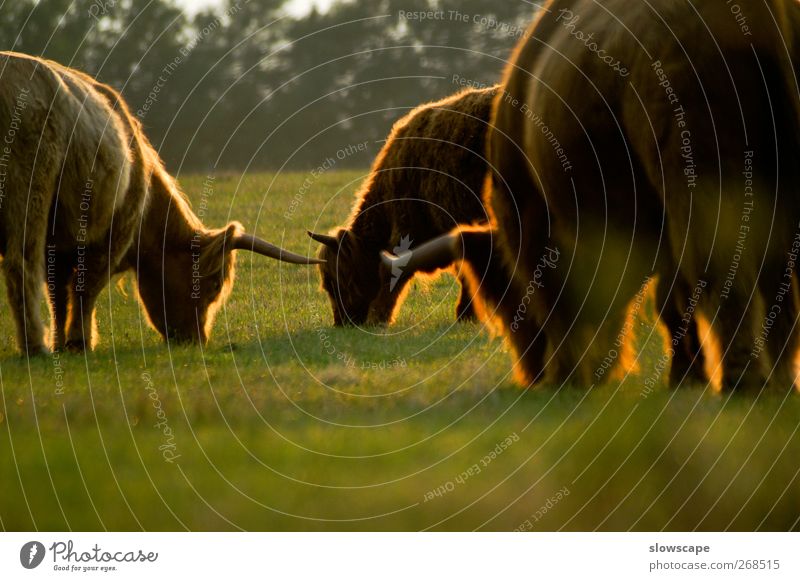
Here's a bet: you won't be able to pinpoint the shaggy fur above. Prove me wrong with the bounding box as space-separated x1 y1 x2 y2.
460 0 800 390
314 85 497 326
0 52 244 352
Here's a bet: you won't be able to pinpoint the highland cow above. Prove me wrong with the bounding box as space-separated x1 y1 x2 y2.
308 85 497 326
384 0 800 391
0 52 320 354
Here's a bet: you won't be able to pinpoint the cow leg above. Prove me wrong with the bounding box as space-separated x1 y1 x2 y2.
655 276 706 386
459 228 548 385
62 160 145 351
4 234 49 356
65 248 110 351
368 274 413 326
713 293 769 392
756 263 799 390
46 251 74 351
455 272 477 322
546 307 631 388
500 276 549 387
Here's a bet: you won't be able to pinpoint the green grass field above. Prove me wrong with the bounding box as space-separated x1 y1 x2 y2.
1 170 799 531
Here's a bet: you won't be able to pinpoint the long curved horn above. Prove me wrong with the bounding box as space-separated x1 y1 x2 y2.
380 232 461 274
232 233 324 264
307 230 339 248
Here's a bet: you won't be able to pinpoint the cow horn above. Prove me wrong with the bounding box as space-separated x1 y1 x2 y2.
380 232 461 273
307 230 339 248
232 233 324 264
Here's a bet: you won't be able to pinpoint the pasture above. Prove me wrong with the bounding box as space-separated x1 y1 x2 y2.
1 170 798 531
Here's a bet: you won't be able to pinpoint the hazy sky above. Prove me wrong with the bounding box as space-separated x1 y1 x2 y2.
174 0 334 16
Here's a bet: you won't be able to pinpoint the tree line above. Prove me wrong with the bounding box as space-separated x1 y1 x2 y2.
0 0 537 172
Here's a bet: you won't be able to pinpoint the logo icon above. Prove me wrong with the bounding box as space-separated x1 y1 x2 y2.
20 541 45 569
389 235 413 291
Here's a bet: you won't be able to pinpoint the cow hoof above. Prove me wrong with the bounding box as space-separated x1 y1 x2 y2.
22 345 49 358
65 339 87 353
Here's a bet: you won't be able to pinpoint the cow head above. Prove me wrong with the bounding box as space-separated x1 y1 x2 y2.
307 229 395 326
137 221 322 344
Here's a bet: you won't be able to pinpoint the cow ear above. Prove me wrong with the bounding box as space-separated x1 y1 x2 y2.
199 222 242 275
307 230 340 248
222 222 245 250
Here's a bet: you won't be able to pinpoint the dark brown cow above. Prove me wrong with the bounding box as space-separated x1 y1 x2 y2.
0 52 320 354
309 85 497 326
385 0 800 391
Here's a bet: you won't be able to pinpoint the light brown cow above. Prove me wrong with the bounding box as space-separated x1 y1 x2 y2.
0 52 320 354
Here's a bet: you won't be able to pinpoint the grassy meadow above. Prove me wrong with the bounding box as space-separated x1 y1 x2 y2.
1 170 799 531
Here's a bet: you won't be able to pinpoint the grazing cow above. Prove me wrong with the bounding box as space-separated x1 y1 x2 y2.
309 85 497 326
384 0 800 391
0 52 320 354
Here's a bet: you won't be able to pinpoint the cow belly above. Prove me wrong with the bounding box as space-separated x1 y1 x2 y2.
50 105 132 250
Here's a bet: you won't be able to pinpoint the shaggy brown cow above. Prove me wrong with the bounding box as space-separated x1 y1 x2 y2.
308 85 497 326
0 52 320 354
385 0 800 391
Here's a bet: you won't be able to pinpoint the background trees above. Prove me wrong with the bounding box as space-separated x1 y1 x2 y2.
0 0 535 171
